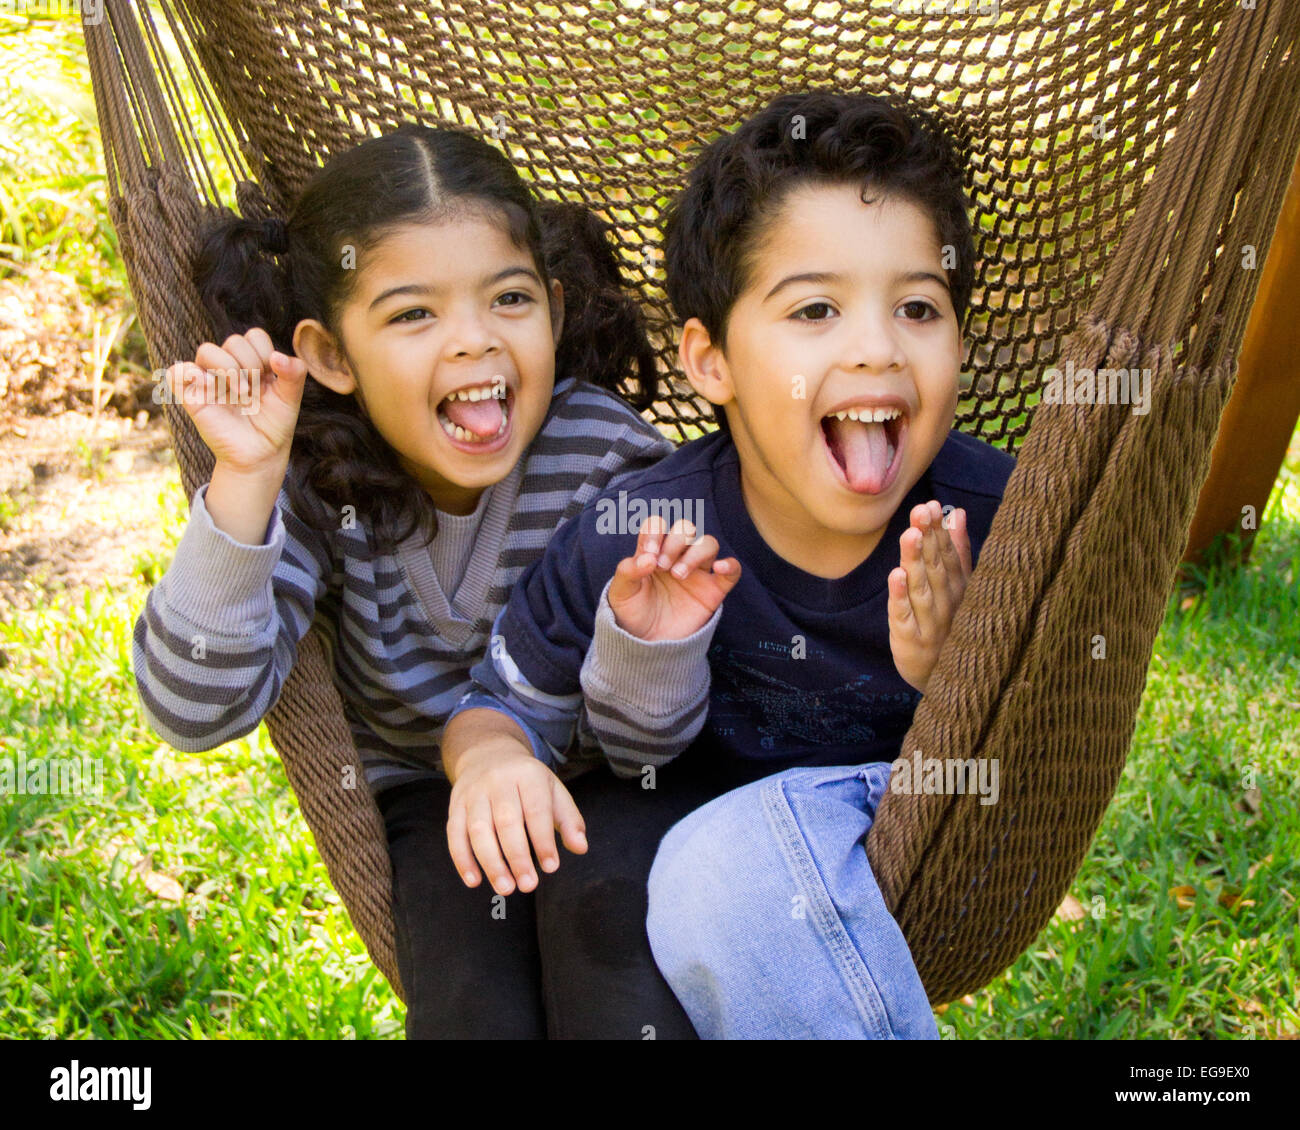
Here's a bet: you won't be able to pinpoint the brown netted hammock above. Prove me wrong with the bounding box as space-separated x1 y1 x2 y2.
85 0 1300 1008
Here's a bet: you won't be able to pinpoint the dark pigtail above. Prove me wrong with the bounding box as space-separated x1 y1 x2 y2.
193 215 295 352
537 201 659 411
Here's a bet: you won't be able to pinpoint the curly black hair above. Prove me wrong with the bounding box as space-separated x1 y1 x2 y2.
661 89 975 433
194 122 658 552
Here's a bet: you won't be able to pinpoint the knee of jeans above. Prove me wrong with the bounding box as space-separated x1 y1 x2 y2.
646 784 766 946
544 869 651 972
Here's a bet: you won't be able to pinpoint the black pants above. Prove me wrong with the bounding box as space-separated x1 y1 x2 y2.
378 756 730 1039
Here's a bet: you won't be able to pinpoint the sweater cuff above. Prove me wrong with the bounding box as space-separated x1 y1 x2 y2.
449 691 556 767
158 482 285 635
581 577 719 720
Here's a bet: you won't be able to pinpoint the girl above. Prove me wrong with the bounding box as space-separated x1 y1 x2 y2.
132 122 676 1038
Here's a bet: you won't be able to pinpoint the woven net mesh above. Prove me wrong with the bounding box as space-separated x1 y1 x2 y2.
85 0 1300 1005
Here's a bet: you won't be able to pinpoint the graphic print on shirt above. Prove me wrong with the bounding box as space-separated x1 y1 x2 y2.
704 642 917 753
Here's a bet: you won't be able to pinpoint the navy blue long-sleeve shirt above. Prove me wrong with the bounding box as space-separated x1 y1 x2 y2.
450 426 1015 784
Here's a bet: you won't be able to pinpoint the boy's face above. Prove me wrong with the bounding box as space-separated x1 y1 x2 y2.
682 181 961 567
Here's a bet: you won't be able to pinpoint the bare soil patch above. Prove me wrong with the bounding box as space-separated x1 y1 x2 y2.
0 266 176 613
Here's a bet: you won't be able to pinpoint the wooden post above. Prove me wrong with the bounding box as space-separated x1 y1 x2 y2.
1182 144 1300 568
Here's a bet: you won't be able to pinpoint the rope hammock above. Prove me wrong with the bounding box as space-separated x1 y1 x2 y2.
84 0 1300 1007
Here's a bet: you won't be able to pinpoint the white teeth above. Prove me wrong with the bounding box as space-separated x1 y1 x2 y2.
446 383 508 403
826 406 902 423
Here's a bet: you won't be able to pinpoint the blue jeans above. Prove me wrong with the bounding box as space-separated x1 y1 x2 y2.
646 761 939 1039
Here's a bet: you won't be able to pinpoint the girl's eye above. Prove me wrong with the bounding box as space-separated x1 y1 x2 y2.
495 290 534 308
900 300 939 321
392 308 430 323
792 301 835 322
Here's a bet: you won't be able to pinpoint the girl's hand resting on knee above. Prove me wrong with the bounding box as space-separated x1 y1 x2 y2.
446 735 588 896
607 515 742 640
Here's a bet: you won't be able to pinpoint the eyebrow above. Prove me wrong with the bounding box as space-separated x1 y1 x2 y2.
763 269 951 303
368 266 543 312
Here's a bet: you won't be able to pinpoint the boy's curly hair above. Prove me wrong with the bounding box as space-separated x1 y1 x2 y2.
662 89 975 432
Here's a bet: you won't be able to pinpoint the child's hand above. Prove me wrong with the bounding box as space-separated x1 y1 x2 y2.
607 515 742 641
167 328 309 476
446 736 588 896
888 501 972 695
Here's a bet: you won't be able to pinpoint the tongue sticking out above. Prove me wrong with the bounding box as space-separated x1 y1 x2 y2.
441 394 504 438
825 417 893 494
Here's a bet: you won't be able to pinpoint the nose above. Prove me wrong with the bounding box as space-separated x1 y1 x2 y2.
843 305 906 373
442 305 500 360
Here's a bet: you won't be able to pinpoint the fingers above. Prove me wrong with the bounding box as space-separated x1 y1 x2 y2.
668 532 721 579
465 793 516 896
193 340 240 378
215 335 263 385
517 778 558 883
609 540 657 608
189 336 262 414
492 786 539 894
921 505 954 622
445 796 481 888
267 349 310 409
947 506 973 575
899 522 934 631
635 514 668 566
168 361 206 410
243 327 276 368
611 517 741 612
549 779 588 857
450 773 587 897
656 522 739 585
912 502 977 625
936 506 964 579
656 519 699 569
887 565 918 641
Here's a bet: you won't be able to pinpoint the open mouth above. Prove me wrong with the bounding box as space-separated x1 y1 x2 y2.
820 404 906 495
436 381 513 453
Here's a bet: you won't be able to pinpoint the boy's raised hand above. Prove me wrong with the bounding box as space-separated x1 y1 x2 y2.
167 327 309 475
888 501 973 695
607 515 742 641
446 736 588 896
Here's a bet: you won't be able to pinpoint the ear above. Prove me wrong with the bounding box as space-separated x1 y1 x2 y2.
293 319 357 396
679 317 734 411
548 277 565 345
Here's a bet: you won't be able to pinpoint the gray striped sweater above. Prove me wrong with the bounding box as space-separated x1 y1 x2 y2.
131 376 675 793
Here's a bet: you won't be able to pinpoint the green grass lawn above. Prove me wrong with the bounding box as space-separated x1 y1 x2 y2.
1 431 1296 1040
0 6 1294 1043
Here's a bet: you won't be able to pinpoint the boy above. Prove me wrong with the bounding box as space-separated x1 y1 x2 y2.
441 89 1014 1038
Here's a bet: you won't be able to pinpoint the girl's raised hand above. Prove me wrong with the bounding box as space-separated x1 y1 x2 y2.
607 516 742 641
166 327 309 476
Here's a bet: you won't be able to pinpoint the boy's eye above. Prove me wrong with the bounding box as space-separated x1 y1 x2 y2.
900 300 939 321
792 301 836 322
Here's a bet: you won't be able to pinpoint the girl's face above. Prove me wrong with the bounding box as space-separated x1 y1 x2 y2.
297 210 562 514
